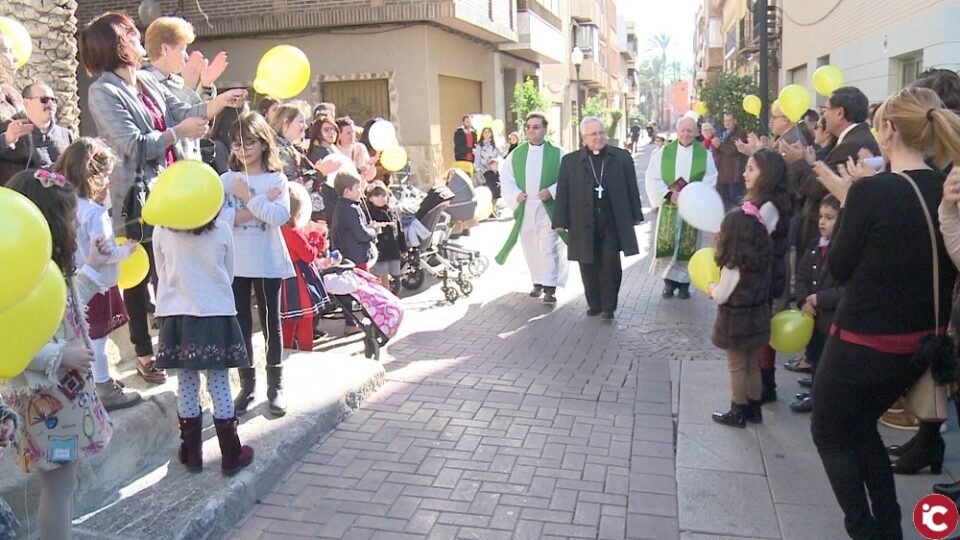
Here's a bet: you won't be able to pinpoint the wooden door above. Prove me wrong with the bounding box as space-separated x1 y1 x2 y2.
321 79 390 128
438 75 482 166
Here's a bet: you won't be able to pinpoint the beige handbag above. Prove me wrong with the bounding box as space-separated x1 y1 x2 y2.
899 171 950 420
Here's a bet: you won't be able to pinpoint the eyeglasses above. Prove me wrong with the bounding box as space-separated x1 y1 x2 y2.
26 96 57 105
230 139 260 150
321 127 338 134
584 131 605 138
525 124 544 130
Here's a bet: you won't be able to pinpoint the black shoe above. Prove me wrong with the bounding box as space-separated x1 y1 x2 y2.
712 403 747 428
661 283 675 299
542 293 557 304
601 312 615 320
586 308 602 316
744 400 763 423
789 396 813 413
676 286 690 300
887 433 920 457
798 377 813 389
795 391 810 400
529 285 543 297
934 479 960 501
891 437 944 475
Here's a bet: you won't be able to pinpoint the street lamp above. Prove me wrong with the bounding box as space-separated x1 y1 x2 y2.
571 46 584 147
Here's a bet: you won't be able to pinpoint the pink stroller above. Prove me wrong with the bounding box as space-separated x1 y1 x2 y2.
322 263 404 360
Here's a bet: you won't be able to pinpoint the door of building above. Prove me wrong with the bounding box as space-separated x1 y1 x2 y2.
438 75 482 167
321 79 390 129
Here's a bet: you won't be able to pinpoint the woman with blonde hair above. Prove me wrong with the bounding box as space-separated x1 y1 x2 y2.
810 86 960 538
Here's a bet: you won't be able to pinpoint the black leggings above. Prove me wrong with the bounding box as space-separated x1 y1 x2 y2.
122 240 157 357
232 277 283 367
811 336 920 540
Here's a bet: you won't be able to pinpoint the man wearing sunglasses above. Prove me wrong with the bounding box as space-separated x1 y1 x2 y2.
0 83 74 185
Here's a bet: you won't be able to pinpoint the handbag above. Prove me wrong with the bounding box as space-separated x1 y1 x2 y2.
898 171 956 420
121 138 154 241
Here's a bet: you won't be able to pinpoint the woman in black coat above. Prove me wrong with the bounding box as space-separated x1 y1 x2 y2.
810 87 960 539
553 118 643 318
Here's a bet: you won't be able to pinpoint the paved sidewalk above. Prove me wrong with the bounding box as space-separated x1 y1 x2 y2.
233 145 960 540
233 146 701 539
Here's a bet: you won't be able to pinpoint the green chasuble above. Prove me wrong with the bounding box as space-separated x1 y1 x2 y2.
655 140 708 262
495 141 566 265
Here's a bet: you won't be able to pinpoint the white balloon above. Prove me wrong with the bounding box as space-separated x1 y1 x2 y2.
677 182 725 233
322 152 359 187
474 186 493 205
368 121 398 151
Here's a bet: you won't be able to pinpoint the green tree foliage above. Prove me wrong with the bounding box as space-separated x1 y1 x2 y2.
699 71 759 132
510 78 548 130
607 110 623 138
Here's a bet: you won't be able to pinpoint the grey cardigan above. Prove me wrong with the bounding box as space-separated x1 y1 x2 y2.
86 70 208 232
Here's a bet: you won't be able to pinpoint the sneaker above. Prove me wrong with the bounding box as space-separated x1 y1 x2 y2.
601 312 615 321
784 356 812 373
880 409 921 431
676 286 691 300
542 293 557 304
95 380 143 412
529 285 543 297
797 377 813 388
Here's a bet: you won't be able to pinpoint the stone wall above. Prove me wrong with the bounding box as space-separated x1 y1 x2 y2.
0 0 81 132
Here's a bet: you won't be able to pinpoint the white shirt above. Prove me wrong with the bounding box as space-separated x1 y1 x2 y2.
500 142 562 220
74 197 135 288
836 122 859 146
153 221 237 316
218 171 296 279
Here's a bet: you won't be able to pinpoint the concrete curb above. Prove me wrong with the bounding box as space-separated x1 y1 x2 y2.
70 351 385 539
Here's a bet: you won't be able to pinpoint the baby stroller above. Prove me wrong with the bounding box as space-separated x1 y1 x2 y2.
321 262 404 361
398 200 474 303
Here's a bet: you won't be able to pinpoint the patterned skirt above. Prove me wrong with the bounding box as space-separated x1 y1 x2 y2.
281 260 330 320
155 315 249 370
86 285 129 339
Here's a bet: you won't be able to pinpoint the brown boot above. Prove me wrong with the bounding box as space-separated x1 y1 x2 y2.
178 416 203 472
214 417 254 475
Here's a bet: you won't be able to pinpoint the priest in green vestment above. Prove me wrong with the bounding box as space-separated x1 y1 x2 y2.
496 113 567 303
645 116 718 299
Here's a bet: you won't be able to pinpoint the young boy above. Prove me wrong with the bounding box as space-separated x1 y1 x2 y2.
330 171 380 271
790 194 843 413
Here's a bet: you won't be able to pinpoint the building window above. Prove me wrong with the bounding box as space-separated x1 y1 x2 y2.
725 25 736 58
900 53 923 88
573 23 600 57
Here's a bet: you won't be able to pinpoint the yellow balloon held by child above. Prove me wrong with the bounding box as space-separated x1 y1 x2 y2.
0 187 53 312
253 45 310 99
142 160 225 230
769 309 815 353
0 260 67 379
689 247 721 294
116 237 150 290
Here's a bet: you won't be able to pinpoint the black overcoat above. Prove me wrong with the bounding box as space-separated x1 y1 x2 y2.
553 146 643 264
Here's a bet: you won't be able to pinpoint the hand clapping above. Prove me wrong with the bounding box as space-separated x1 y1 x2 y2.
943 166 960 204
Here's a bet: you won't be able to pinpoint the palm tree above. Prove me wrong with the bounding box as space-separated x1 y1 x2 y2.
648 33 671 127
636 56 662 123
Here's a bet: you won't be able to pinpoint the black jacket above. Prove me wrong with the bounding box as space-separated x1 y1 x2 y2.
788 122 880 253
553 146 643 263
453 126 477 162
830 169 956 335
368 205 405 262
795 240 843 335
0 122 74 185
330 198 376 265
712 266 772 350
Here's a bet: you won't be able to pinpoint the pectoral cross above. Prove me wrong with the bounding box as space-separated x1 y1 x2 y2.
595 184 604 199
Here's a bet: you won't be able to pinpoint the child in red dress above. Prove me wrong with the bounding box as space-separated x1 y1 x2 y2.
280 182 330 350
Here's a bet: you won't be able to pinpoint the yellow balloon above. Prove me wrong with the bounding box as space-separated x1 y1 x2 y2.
689 247 721 294
491 119 505 135
116 237 150 290
742 95 762 117
142 160 224 230
778 84 811 123
451 160 475 176
0 17 32 68
254 45 310 99
812 65 844 97
771 99 780 114
474 199 494 221
694 101 708 117
0 260 66 379
0 187 53 312
769 309 815 353
380 146 408 172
